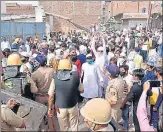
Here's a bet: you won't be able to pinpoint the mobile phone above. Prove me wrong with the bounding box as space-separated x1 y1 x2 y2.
149 81 161 87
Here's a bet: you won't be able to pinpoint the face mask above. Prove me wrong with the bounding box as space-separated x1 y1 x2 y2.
120 71 126 77
70 54 77 62
21 57 27 63
87 59 94 65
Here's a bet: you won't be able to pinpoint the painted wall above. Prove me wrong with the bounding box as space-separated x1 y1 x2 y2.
1 22 45 43
1 1 6 14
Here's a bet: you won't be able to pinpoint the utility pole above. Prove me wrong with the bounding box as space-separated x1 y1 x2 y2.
138 1 139 13
147 1 152 31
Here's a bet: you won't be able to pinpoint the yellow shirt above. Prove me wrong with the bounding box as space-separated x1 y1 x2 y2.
134 54 143 69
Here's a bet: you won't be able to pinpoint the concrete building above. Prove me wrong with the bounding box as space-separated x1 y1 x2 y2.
5 1 162 31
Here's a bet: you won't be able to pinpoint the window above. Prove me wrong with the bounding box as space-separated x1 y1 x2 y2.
142 8 146 13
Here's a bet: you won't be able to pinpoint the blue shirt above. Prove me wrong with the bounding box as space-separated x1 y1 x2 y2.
143 70 157 82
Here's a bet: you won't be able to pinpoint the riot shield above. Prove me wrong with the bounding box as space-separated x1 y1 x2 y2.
0 89 47 131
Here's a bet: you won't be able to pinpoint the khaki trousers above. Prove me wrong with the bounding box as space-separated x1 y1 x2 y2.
111 103 122 122
57 105 79 131
35 94 49 131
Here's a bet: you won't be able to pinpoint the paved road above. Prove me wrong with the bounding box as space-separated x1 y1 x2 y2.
53 102 135 131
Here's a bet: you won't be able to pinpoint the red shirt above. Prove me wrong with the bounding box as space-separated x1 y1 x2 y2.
75 59 81 77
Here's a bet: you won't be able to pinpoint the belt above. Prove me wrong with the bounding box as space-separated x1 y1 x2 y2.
36 94 48 96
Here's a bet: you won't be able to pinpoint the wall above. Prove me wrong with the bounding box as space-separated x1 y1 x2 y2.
1 1 6 14
128 18 147 27
1 22 45 43
111 1 162 16
6 3 35 15
40 1 102 28
122 20 129 29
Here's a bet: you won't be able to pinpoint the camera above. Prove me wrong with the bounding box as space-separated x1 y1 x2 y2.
149 81 161 87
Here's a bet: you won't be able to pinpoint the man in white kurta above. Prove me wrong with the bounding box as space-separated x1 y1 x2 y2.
81 54 103 99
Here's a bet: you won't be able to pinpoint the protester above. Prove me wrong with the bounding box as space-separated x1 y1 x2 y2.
2 48 11 69
1 37 11 51
134 47 143 69
81 54 103 101
137 81 163 131
20 52 32 74
1 23 162 131
119 65 133 130
121 69 145 131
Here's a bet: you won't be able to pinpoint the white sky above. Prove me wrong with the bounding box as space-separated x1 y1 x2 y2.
5 1 38 6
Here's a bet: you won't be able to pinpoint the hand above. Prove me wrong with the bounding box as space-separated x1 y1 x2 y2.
153 107 157 111
120 104 124 110
7 99 18 109
48 109 54 117
54 106 60 114
143 81 150 92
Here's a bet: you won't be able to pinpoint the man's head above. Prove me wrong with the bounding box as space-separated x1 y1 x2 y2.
26 37 30 42
119 65 129 77
20 52 30 63
146 60 155 71
57 59 72 71
7 53 22 66
49 45 55 53
110 57 117 65
69 46 77 56
132 69 145 81
135 47 140 53
3 37 6 42
41 48 48 56
2 48 11 57
106 64 120 79
154 67 163 78
80 98 111 131
35 54 47 67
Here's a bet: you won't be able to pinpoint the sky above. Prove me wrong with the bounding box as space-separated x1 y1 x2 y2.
5 1 38 6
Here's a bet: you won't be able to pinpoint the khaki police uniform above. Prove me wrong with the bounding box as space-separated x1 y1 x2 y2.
26 74 38 93
1 105 23 131
105 77 125 122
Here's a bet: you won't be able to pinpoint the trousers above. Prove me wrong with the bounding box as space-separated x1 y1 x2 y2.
140 50 147 62
150 105 159 129
57 105 79 131
133 106 140 132
122 104 130 130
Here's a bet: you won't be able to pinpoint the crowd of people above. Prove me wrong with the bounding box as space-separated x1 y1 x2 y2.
1 27 163 131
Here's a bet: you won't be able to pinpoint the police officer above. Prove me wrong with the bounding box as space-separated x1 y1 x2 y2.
1 99 26 131
80 98 115 131
4 53 38 99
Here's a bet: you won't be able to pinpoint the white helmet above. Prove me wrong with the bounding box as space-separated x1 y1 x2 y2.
20 52 30 58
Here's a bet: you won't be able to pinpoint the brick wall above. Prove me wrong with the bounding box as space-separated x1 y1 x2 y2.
6 1 162 29
40 1 162 28
6 4 35 15
111 1 162 16
40 1 101 28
